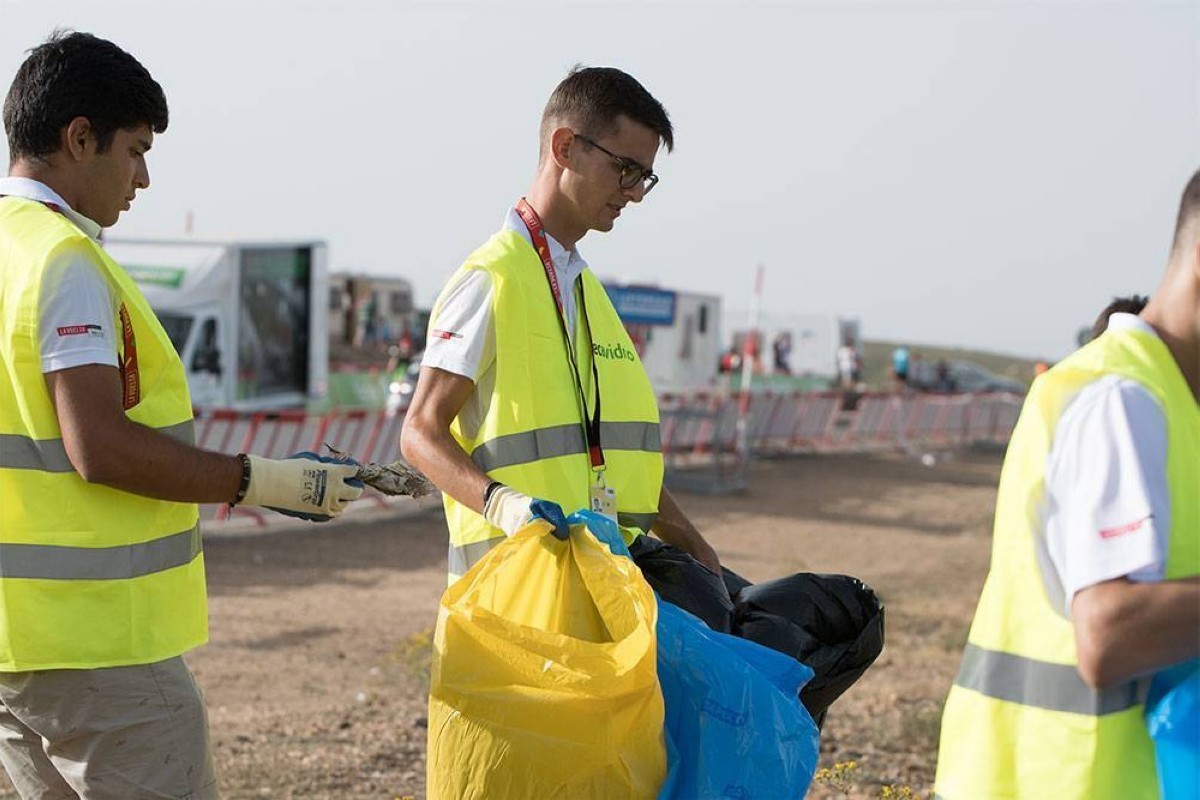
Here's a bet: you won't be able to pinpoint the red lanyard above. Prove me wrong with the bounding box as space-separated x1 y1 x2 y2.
35 199 141 409
515 198 605 470
515 199 566 316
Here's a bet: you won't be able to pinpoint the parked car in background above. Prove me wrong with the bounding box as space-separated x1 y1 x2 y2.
909 360 1025 394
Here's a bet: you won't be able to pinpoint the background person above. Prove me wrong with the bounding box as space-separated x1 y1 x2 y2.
772 330 793 375
1090 293 1150 341
836 341 857 389
935 171 1200 800
0 31 363 798
401 66 720 585
891 344 910 389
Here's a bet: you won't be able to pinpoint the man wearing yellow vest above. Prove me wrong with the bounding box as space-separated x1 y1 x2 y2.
935 171 1200 799
401 66 719 585
0 32 363 798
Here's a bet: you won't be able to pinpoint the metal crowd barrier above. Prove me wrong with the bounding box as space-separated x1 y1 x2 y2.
658 390 1023 493
195 390 1024 517
657 393 748 495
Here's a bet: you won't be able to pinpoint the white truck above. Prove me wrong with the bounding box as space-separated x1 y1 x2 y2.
604 283 723 393
103 238 329 410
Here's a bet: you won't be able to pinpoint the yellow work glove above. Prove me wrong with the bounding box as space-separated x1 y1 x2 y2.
242 452 364 521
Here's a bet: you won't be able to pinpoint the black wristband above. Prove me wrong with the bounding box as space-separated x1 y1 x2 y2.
231 453 252 507
482 480 503 510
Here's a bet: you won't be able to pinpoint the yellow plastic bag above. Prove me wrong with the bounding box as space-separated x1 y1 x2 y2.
427 517 666 800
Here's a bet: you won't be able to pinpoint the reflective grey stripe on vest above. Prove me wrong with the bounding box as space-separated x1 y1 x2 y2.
0 420 195 472
600 421 661 453
954 642 1149 716
470 421 660 473
447 536 504 577
618 511 657 532
0 524 201 581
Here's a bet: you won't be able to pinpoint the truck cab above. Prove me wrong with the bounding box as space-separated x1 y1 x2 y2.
105 239 329 411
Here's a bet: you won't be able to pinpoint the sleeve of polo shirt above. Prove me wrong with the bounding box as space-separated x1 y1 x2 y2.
1044 377 1170 613
421 268 495 382
38 249 120 373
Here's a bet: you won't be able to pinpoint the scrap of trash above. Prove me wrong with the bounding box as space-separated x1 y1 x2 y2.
324 443 436 498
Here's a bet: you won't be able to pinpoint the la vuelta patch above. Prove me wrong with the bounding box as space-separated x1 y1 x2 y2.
118 303 140 409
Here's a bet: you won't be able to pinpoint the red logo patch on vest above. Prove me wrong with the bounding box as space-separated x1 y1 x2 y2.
1099 514 1151 540
118 303 140 409
56 324 104 337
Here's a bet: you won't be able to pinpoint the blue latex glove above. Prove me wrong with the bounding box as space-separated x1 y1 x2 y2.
529 499 570 540
262 451 365 522
568 510 629 556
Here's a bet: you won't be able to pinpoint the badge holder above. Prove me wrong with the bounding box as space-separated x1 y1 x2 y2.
589 470 617 523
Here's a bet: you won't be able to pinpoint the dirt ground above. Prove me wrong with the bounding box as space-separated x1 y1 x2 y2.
0 446 1003 799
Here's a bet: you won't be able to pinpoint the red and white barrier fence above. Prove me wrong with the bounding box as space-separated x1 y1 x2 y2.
658 390 1023 458
197 390 1023 520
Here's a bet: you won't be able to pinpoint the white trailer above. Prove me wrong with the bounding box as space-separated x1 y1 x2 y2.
604 284 722 393
785 314 860 379
104 238 329 410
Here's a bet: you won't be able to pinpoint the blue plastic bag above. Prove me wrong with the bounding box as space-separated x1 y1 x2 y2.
1145 659 1200 799
655 599 820 799
577 511 820 799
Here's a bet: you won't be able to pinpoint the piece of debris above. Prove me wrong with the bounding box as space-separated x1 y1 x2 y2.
324 443 436 498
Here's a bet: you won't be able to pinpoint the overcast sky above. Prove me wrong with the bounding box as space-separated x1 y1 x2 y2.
3 0 1197 359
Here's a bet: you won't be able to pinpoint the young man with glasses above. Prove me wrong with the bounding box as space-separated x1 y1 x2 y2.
402 66 720 584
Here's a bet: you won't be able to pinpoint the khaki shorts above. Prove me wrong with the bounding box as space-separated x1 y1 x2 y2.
0 656 217 799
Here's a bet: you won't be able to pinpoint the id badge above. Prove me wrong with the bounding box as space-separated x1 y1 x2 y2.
590 481 617 523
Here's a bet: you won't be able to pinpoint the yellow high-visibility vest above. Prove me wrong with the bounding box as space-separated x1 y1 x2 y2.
433 228 663 583
0 197 207 671
935 325 1199 800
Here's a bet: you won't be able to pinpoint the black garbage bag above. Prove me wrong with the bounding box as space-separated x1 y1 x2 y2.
628 535 734 633
733 573 885 723
722 567 753 597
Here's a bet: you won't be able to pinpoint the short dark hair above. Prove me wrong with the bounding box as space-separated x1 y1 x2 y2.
4 30 168 162
1170 168 1200 255
1090 294 1149 341
540 66 673 159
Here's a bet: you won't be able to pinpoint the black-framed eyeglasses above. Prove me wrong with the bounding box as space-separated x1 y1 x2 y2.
574 133 659 194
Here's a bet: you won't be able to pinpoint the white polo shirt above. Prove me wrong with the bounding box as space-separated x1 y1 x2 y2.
422 207 589 438
1043 313 1171 614
0 177 118 374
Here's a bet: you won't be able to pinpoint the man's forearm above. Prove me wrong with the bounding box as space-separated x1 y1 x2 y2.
1073 577 1200 688
652 485 720 572
48 364 241 503
72 416 242 503
400 417 490 514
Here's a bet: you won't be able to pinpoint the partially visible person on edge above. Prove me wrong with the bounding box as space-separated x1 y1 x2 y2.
1091 293 1151 341
935 171 1200 799
401 66 721 586
0 31 364 798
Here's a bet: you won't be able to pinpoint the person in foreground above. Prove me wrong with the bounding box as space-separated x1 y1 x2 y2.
0 31 362 798
401 66 719 584
935 170 1200 799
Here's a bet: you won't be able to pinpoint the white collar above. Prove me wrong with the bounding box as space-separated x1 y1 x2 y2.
1106 312 1158 339
0 176 103 241
503 207 589 281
